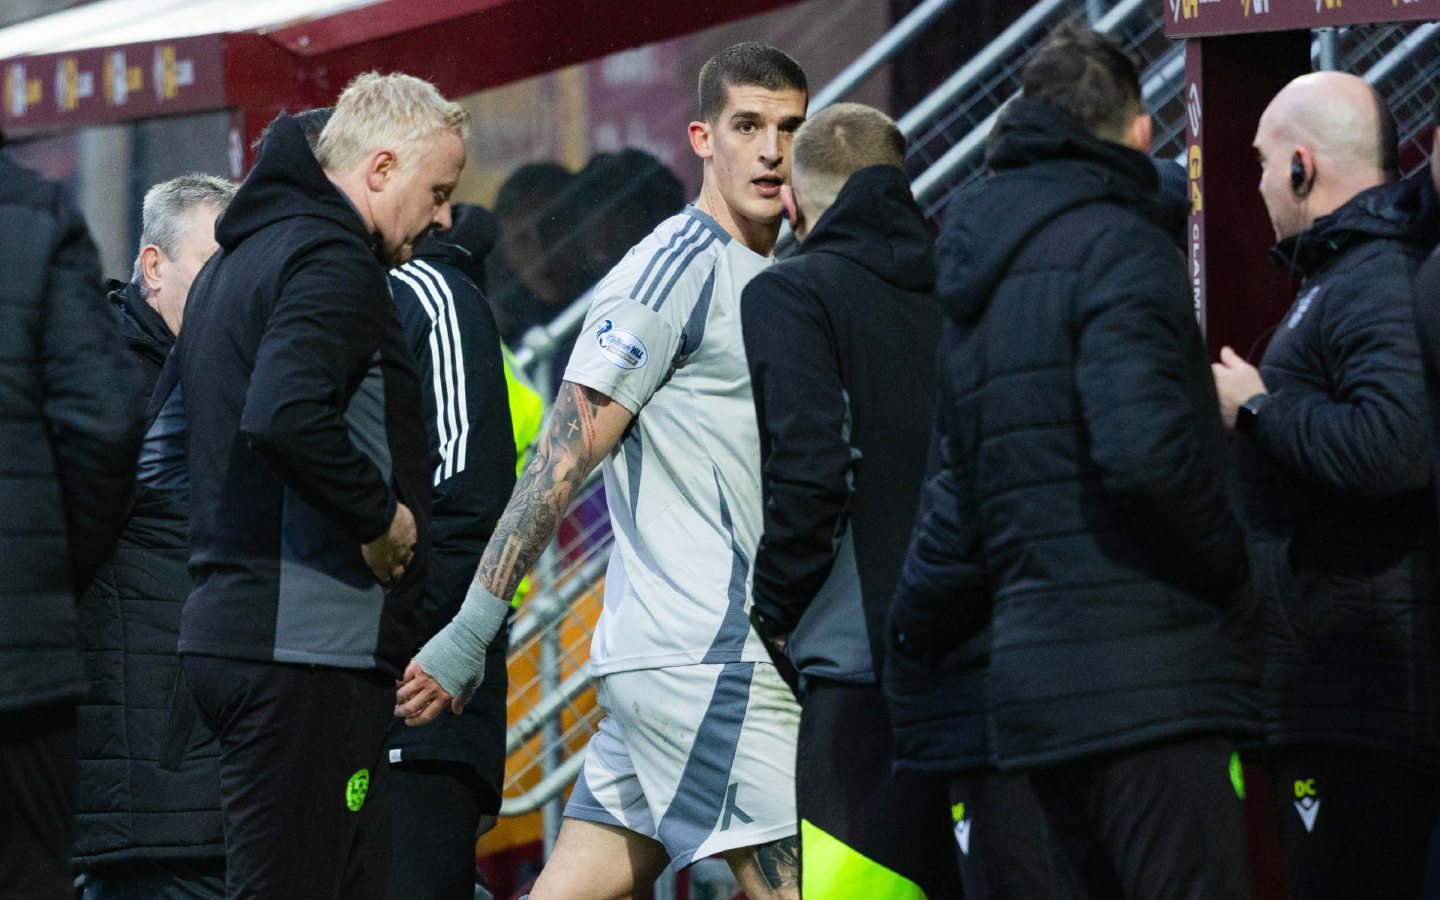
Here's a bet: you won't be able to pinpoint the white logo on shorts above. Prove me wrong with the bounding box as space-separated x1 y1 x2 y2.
1294 796 1320 833
954 818 972 856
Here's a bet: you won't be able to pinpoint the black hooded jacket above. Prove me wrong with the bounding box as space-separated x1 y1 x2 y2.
742 166 941 686
886 99 1259 773
75 282 222 865
384 208 516 784
1247 171 1440 764
0 156 142 713
174 114 431 674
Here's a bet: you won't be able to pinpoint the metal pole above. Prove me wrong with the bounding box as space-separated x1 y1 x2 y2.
911 0 1151 204
1360 22 1438 85
896 0 1070 137
808 0 960 113
1315 27 1338 71
525 357 564 858
538 578 563 857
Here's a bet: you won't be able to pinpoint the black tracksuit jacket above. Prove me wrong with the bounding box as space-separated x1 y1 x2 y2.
385 220 516 778
1251 171 1440 765
174 114 431 675
742 166 940 686
886 99 1259 773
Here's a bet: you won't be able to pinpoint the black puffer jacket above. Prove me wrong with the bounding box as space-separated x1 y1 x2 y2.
74 282 223 867
1248 171 1440 764
0 155 142 713
887 99 1259 772
1418 238 1440 512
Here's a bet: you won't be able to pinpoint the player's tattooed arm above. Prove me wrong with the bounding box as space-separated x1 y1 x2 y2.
477 380 632 601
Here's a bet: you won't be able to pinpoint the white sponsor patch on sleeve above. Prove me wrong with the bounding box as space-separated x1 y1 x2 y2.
596 319 648 370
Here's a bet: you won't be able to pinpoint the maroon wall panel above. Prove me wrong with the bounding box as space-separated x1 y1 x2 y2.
1186 32 1310 361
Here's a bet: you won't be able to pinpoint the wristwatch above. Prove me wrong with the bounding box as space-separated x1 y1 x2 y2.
1235 393 1271 438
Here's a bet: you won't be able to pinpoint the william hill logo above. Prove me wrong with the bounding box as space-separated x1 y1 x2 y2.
596 319 647 370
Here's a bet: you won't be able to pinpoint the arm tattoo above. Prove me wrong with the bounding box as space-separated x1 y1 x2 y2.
754 836 800 891
477 382 612 600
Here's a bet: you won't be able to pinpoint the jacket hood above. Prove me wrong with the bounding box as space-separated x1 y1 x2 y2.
1270 167 1440 276
798 165 935 293
412 202 498 286
216 113 376 254
106 278 173 364
937 98 1168 323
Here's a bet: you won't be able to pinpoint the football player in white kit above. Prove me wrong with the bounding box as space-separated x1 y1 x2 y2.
396 42 809 900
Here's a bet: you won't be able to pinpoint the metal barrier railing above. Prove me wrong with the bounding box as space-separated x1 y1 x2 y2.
912 0 1169 214
1356 22 1440 175
495 6 1440 838
808 0 961 113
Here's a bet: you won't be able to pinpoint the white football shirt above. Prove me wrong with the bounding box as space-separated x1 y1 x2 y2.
563 206 774 676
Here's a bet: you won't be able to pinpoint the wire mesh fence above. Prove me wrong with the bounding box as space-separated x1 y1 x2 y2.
500 474 609 811
916 17 1438 223
1344 21 1440 175
913 0 1175 220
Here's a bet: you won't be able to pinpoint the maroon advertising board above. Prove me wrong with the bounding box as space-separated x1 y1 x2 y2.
1165 0 1437 38
2 34 227 135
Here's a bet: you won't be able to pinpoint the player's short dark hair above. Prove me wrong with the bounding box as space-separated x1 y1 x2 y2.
697 42 807 123
1021 22 1142 142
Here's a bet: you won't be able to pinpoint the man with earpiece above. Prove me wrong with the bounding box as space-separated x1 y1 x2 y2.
1213 71 1440 900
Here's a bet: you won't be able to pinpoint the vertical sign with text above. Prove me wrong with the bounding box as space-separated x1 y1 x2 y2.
1185 40 1207 332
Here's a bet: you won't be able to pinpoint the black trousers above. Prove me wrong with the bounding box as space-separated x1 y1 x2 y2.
82 860 226 900
0 701 77 900
183 655 395 900
1027 735 1251 900
796 680 963 900
390 760 496 900
1268 744 1440 900
948 770 1081 900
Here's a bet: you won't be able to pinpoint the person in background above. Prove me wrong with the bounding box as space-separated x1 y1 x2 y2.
741 102 962 900
488 161 579 347
75 174 236 900
387 202 518 900
1214 72 1440 900
0 139 144 900
565 149 688 288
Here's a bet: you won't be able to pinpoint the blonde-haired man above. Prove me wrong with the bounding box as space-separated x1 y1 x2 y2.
173 71 464 898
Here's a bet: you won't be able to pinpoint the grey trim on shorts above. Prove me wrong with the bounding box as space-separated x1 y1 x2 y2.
656 661 755 866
